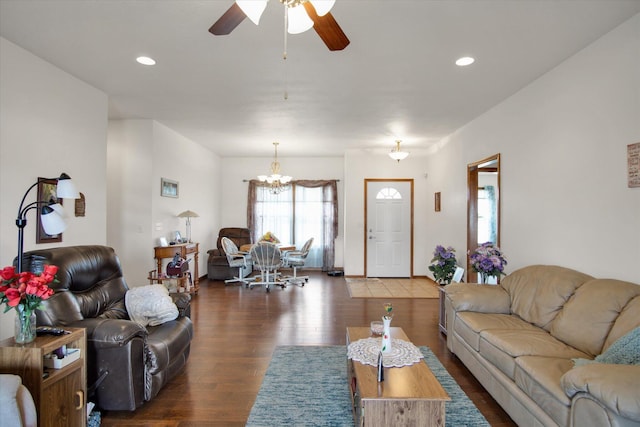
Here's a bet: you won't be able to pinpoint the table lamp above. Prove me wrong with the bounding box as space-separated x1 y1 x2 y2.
177 210 199 243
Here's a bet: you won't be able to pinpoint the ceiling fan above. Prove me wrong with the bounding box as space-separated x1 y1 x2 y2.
209 0 350 51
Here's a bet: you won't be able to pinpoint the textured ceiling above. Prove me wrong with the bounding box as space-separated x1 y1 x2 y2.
1 1 639 157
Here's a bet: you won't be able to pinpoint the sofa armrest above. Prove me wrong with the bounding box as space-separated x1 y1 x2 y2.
561 364 640 421
207 248 222 256
445 283 511 314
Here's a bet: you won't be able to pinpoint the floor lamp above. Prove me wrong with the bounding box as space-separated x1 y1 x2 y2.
15 173 80 273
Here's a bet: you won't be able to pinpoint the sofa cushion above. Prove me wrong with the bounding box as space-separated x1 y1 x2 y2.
603 295 640 352
479 329 589 379
501 265 593 331
455 312 539 351
550 279 640 357
515 356 573 426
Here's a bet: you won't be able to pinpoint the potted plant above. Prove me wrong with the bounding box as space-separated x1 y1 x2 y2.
428 245 458 285
469 242 507 284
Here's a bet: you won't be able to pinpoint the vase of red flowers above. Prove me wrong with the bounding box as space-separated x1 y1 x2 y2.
14 309 36 344
1 265 57 344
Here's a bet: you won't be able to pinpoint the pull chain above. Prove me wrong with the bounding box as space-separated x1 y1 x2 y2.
283 3 289 100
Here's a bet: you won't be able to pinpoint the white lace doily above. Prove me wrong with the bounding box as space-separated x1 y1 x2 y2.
347 337 424 367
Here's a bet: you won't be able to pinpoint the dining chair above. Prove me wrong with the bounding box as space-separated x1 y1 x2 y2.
249 241 286 292
221 237 254 286
282 237 314 286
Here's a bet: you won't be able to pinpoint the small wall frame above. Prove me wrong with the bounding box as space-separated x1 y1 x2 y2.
161 178 179 198
434 192 441 212
628 142 640 188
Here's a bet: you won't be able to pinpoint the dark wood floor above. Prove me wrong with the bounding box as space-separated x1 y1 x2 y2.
101 272 516 426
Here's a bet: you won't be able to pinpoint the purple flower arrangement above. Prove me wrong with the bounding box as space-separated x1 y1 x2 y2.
428 245 458 285
469 242 507 283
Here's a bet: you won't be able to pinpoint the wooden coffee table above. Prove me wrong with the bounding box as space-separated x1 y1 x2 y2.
346 326 450 426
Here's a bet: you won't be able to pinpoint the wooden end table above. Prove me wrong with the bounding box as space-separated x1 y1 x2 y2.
346 326 450 427
153 242 199 294
1 327 87 427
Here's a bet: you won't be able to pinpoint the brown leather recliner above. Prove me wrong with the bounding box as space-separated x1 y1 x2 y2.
20 245 193 411
207 227 253 280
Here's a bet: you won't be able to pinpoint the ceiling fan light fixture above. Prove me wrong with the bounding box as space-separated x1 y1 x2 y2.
308 0 335 16
389 140 409 162
287 3 314 34
236 0 268 25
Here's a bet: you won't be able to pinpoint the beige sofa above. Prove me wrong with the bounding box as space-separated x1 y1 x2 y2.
444 265 640 427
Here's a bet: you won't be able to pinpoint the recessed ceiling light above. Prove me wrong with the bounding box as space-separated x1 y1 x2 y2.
456 56 475 66
136 56 156 66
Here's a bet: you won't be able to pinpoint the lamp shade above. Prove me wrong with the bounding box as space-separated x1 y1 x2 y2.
40 205 67 235
287 4 314 34
177 210 199 218
56 173 80 199
309 0 335 16
48 202 68 218
236 0 268 25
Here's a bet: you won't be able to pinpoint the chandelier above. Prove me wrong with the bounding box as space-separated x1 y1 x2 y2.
389 140 409 162
258 142 292 194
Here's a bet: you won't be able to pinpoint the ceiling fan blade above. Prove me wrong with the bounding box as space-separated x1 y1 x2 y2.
303 2 350 51
209 3 246 36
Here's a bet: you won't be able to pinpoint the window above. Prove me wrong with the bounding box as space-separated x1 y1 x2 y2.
376 187 402 199
477 185 497 244
248 180 338 271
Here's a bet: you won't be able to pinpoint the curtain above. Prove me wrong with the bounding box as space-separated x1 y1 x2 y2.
247 179 338 271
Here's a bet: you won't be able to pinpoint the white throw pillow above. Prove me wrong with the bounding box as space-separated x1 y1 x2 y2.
125 285 179 327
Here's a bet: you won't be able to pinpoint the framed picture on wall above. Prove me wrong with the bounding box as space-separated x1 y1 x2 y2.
434 192 441 212
161 178 179 198
36 177 63 244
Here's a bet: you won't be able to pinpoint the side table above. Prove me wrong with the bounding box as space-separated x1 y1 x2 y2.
0 327 87 427
153 242 199 294
438 285 447 335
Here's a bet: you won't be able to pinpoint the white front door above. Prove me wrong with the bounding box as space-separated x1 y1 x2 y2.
365 180 412 277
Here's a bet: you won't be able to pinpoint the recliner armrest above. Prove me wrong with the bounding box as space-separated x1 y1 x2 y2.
73 318 148 349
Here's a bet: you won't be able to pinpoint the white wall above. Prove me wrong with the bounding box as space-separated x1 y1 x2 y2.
423 14 640 283
0 37 109 339
107 119 220 285
220 156 345 266
342 150 433 276
107 120 154 283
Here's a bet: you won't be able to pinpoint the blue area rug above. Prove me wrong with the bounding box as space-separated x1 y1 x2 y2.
247 345 489 427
